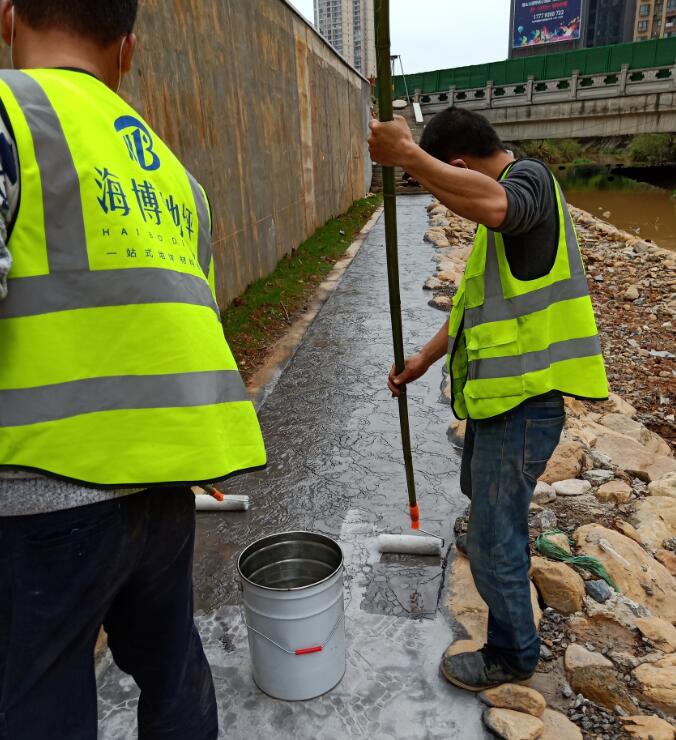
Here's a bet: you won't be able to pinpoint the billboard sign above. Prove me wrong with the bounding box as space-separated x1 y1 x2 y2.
512 0 583 49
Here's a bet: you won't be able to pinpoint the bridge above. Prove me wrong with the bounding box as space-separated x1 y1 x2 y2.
392 38 676 141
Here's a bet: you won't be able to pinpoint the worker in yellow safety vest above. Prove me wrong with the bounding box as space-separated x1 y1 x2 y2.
369 107 607 692
0 2 265 737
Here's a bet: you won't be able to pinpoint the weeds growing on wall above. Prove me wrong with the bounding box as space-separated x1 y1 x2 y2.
221 194 383 380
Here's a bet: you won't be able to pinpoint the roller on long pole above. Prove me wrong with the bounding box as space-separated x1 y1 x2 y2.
374 0 419 531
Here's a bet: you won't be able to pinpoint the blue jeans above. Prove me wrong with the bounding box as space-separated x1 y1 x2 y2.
0 488 217 740
460 396 565 675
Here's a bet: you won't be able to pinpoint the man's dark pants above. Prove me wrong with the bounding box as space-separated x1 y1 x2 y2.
460 396 565 675
0 488 218 740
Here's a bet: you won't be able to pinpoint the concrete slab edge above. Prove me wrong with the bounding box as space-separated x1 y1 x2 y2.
247 205 384 409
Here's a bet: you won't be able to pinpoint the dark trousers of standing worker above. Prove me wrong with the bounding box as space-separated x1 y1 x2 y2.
460 395 565 676
0 488 218 740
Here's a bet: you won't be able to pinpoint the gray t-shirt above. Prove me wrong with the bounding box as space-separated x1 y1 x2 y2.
498 158 559 281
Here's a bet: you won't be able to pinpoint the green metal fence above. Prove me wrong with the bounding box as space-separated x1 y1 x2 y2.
392 37 676 98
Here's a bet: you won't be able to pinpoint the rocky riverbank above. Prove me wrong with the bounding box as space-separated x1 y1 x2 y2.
423 202 676 740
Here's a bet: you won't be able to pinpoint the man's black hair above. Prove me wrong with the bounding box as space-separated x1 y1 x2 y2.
419 107 507 163
13 0 139 47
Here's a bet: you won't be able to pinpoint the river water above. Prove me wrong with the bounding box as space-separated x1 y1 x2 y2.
557 165 676 251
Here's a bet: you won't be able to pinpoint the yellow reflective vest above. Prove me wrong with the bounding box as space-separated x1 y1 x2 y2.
448 162 608 420
0 69 266 486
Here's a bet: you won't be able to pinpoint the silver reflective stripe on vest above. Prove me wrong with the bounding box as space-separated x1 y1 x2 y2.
464 273 590 328
0 71 217 317
465 180 589 329
1 269 217 319
187 171 212 277
0 70 89 272
468 335 602 381
0 370 249 427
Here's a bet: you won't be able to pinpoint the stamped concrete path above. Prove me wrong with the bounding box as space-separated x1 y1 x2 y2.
97 195 489 739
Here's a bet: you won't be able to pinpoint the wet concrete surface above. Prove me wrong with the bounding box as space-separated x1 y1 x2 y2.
97 195 489 739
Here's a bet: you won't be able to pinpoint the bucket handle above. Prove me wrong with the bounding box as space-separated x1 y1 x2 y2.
240 608 346 656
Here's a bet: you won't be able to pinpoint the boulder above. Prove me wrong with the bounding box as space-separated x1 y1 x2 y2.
539 709 582 740
423 276 443 291
624 285 640 300
634 616 676 652
437 268 462 285
479 684 546 717
585 579 613 603
599 393 637 417
655 549 676 577
619 715 676 740
446 556 542 643
483 708 544 740
533 481 556 505
564 644 635 712
447 419 466 448
632 496 676 550
552 479 591 497
539 440 586 485
545 532 572 555
650 472 676 499
614 519 644 545
596 479 632 504
423 227 449 247
567 612 639 654
443 638 482 660
599 413 651 445
593 434 676 482
430 295 452 311
530 557 585 615
633 654 676 713
583 468 615 485
645 432 674 458
564 643 612 672
563 397 588 418
573 525 676 623
533 509 558 531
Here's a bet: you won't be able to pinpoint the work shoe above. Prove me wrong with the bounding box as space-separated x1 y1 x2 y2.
440 646 534 692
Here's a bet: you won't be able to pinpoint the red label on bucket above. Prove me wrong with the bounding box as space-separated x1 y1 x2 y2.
295 646 323 656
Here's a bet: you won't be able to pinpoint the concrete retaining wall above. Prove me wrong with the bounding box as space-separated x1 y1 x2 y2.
3 0 373 306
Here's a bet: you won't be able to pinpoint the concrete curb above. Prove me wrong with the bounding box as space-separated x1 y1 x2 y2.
247 205 384 409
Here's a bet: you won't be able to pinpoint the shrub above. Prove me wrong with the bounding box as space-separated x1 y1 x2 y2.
628 134 675 164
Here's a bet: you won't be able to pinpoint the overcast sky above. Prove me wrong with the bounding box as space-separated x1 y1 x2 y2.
288 0 512 73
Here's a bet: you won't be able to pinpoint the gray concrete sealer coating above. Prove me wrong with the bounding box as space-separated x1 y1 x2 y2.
97 195 489 739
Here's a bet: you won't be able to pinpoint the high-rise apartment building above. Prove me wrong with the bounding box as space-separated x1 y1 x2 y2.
634 0 676 39
314 0 376 78
585 0 636 47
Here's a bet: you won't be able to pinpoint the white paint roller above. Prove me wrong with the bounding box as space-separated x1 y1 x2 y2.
377 534 443 556
192 486 250 512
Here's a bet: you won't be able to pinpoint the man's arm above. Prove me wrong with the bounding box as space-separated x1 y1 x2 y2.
0 113 19 300
368 117 507 228
388 319 449 397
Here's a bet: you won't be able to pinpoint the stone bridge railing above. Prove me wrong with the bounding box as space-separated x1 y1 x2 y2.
415 63 676 112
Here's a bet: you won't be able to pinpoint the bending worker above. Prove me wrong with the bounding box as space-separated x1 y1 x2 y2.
0 1 265 738
369 108 607 691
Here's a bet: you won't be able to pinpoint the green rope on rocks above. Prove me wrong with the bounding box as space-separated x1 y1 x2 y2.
535 530 618 591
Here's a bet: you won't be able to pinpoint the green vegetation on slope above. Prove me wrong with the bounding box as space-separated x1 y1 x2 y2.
222 194 382 380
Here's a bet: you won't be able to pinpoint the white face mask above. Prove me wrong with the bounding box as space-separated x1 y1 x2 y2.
116 36 127 93
9 5 15 70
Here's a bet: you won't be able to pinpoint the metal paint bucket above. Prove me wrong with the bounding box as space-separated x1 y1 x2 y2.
237 531 346 701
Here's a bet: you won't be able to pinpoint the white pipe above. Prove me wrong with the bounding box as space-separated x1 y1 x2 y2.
192 487 250 512
377 534 442 556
